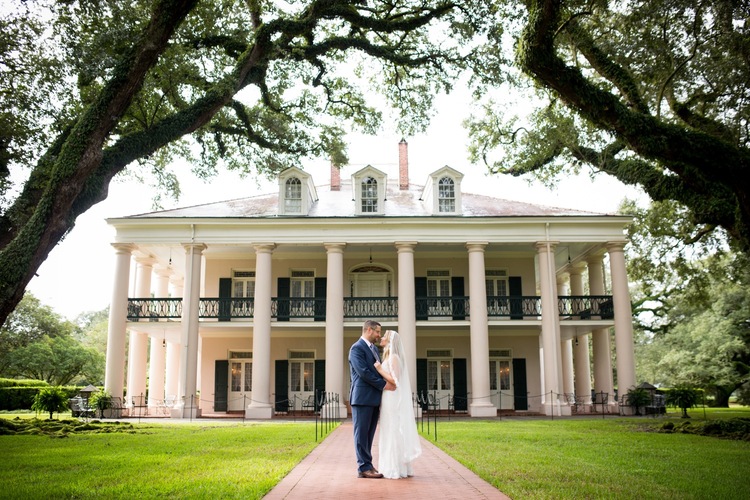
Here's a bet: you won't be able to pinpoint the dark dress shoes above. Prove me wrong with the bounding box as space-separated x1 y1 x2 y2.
358 469 384 478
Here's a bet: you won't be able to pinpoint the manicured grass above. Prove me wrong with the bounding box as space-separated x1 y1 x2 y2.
2 408 748 499
1 419 321 499
420 410 750 500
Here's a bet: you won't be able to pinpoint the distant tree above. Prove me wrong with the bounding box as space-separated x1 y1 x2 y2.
0 294 74 376
624 200 750 406
31 386 69 420
467 0 750 255
9 335 103 386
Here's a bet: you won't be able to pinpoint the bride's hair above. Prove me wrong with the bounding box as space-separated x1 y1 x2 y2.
382 330 398 362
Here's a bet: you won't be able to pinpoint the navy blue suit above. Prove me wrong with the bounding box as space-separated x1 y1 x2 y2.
349 337 387 473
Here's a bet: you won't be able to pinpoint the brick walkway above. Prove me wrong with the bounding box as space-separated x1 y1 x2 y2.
263 420 510 499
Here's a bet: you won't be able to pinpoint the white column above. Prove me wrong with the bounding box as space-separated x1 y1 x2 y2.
569 266 592 405
467 242 495 417
588 254 614 403
104 244 134 403
246 243 274 419
395 242 418 394
126 258 153 409
165 278 182 400
178 244 205 418
608 242 636 393
147 269 169 410
558 276 574 398
324 243 347 418
536 241 563 415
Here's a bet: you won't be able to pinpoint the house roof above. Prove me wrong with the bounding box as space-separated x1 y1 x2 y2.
120 179 607 220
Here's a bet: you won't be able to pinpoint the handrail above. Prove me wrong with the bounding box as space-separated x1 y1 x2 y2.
126 294 614 321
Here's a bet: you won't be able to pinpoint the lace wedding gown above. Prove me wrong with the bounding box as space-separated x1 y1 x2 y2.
378 348 422 479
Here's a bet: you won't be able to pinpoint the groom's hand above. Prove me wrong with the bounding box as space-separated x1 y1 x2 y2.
384 381 396 391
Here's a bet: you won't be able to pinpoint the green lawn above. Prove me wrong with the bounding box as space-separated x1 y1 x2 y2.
420 407 750 499
1 407 748 499
0 418 319 499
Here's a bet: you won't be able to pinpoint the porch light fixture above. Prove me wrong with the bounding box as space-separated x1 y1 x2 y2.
574 336 579 347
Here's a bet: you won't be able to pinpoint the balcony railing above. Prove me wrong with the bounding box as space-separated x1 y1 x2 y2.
557 295 614 319
127 295 613 321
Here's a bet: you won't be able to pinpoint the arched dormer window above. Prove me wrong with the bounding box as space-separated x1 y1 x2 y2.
438 177 455 213
278 166 317 216
285 177 302 213
421 166 463 215
352 165 386 215
361 177 378 213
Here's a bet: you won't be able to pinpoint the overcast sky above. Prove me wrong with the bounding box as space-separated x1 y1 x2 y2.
25 91 646 320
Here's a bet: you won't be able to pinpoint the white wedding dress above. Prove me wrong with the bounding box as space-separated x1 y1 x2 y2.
378 332 422 479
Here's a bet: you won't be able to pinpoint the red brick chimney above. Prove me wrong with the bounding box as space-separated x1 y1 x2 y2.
399 138 409 190
330 160 340 191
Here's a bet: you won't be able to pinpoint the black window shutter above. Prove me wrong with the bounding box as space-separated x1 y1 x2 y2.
451 276 465 320
416 358 427 410
314 360 326 411
277 277 290 321
275 360 289 412
214 360 229 412
509 276 523 319
314 277 327 321
453 358 468 411
512 358 528 410
219 278 232 322
415 277 427 321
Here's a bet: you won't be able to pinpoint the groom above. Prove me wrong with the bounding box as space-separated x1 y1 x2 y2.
349 320 395 478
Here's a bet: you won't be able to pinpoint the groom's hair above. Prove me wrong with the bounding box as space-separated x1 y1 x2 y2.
362 320 381 333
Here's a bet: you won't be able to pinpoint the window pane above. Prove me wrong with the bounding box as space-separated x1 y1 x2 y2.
244 362 252 391
427 361 438 390
499 360 510 390
438 177 455 212
291 363 301 391
440 360 451 390
489 361 497 391
303 362 314 392
231 362 241 391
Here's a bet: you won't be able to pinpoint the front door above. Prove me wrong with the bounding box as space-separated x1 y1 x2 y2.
228 359 252 411
289 360 315 410
427 358 452 410
490 359 514 409
356 274 387 297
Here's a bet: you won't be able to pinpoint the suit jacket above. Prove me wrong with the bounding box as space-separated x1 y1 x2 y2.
349 338 386 406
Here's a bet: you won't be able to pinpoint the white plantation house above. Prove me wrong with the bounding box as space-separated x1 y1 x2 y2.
103 140 636 419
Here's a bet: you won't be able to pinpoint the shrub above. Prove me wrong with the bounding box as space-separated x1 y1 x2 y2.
31 387 69 419
665 386 701 418
626 387 652 416
89 389 112 419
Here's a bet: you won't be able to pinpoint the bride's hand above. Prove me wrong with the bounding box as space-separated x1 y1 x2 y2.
374 361 381 368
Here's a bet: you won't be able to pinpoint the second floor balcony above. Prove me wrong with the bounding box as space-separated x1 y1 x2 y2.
126 295 614 322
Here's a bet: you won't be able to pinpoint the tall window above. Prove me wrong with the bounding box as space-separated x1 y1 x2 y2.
485 269 508 296
291 270 315 317
285 177 302 213
361 177 378 213
438 176 455 212
233 271 255 298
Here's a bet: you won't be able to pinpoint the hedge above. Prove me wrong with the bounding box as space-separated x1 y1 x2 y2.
0 386 81 411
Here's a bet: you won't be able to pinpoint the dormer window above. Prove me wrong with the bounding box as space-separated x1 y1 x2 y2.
352 165 387 215
278 167 317 216
361 177 378 213
421 166 463 215
438 177 455 213
285 178 302 213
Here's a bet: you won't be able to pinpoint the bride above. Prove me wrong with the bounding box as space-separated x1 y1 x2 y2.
374 330 422 479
